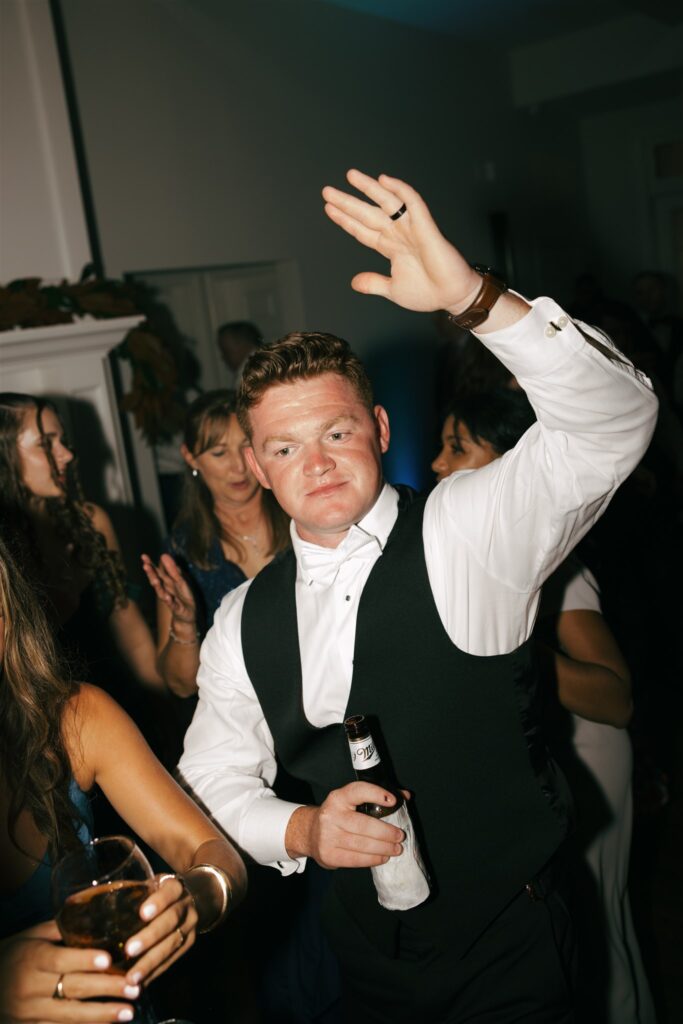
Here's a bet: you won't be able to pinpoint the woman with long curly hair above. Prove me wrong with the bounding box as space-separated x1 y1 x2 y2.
0 529 247 1023
0 392 162 707
142 389 289 699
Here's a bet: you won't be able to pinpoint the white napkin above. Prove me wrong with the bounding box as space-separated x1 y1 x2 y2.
370 804 430 911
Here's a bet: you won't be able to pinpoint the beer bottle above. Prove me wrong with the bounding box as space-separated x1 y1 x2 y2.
344 714 430 910
344 714 405 818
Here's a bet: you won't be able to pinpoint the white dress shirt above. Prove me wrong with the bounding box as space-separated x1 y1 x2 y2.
178 295 657 873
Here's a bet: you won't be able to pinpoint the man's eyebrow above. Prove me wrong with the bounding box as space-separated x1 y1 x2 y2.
320 413 360 431
261 413 361 451
261 431 298 450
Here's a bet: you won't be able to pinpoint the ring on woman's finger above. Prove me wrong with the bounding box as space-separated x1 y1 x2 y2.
175 926 185 948
53 974 66 999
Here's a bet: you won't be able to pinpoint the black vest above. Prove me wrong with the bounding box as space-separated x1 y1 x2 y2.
242 491 570 957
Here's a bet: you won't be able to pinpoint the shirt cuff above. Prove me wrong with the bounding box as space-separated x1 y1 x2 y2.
240 797 307 875
472 294 584 378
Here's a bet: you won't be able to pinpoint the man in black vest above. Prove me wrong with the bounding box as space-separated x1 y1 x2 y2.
179 170 658 1022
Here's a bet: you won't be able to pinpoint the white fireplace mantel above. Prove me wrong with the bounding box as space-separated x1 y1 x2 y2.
0 316 147 509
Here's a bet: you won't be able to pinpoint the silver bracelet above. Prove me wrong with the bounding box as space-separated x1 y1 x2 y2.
183 863 232 933
168 625 200 645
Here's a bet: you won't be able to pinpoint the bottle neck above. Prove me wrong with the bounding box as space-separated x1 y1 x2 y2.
347 730 404 817
347 732 381 773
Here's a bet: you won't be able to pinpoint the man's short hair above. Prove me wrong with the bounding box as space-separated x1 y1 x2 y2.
237 331 374 438
216 321 263 347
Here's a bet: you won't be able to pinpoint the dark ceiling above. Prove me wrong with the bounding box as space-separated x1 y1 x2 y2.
315 0 683 47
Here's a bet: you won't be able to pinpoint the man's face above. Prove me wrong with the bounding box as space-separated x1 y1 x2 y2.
245 373 390 549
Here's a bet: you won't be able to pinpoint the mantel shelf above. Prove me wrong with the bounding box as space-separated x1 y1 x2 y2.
0 315 143 364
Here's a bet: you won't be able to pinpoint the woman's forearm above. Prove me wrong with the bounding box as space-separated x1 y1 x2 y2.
181 838 247 931
110 601 164 690
553 650 633 727
158 631 200 697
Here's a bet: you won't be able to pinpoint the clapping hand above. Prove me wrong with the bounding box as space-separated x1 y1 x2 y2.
141 553 197 634
322 169 482 315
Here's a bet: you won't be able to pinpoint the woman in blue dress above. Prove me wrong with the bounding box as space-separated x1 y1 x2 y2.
142 389 289 700
0 530 247 1022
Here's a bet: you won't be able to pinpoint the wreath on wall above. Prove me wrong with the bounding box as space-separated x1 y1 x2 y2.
0 271 190 445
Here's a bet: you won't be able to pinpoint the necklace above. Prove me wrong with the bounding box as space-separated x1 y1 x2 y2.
239 532 262 551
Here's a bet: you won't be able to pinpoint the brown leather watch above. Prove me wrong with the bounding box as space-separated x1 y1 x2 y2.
447 264 508 330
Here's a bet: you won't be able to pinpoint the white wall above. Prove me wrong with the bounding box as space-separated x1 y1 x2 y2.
579 95 683 299
0 0 90 282
511 13 683 107
57 0 515 355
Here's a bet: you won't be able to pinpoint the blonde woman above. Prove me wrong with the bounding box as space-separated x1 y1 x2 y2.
0 529 246 1023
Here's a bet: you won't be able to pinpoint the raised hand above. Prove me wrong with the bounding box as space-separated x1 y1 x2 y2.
141 553 197 630
322 169 482 314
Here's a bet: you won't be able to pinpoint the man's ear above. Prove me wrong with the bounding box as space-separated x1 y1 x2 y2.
374 405 391 454
245 446 272 490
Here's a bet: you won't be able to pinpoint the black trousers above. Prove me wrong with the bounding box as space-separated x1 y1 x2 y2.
324 885 577 1024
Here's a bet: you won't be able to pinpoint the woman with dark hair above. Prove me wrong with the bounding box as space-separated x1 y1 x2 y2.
431 387 535 480
0 393 161 706
431 389 656 1024
142 389 289 698
0 529 247 1022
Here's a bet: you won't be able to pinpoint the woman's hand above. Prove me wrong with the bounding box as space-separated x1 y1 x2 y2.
141 554 197 636
0 920 140 1023
122 875 198 988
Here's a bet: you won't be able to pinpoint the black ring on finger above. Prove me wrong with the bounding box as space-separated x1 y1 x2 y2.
390 203 407 221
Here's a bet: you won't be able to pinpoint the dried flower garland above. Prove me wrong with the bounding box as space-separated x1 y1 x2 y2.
0 273 190 444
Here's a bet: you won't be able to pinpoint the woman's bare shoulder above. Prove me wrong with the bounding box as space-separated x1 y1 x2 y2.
63 683 124 790
81 503 118 548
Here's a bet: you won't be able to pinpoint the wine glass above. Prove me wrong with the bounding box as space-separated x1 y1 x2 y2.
52 835 156 973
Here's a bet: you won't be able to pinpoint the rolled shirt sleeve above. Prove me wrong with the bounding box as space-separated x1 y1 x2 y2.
177 581 306 873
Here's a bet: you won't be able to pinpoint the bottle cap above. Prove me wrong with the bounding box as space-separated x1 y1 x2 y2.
344 714 367 739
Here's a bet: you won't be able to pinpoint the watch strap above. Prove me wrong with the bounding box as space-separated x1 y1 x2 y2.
447 266 508 330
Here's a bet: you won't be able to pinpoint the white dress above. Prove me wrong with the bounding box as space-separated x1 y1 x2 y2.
540 559 657 1024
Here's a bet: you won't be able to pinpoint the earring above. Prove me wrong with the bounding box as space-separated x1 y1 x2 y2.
192 468 198 478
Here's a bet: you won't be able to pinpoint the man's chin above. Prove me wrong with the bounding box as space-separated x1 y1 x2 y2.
296 509 359 546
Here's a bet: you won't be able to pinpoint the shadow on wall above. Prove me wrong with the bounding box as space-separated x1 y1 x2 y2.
365 331 437 496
